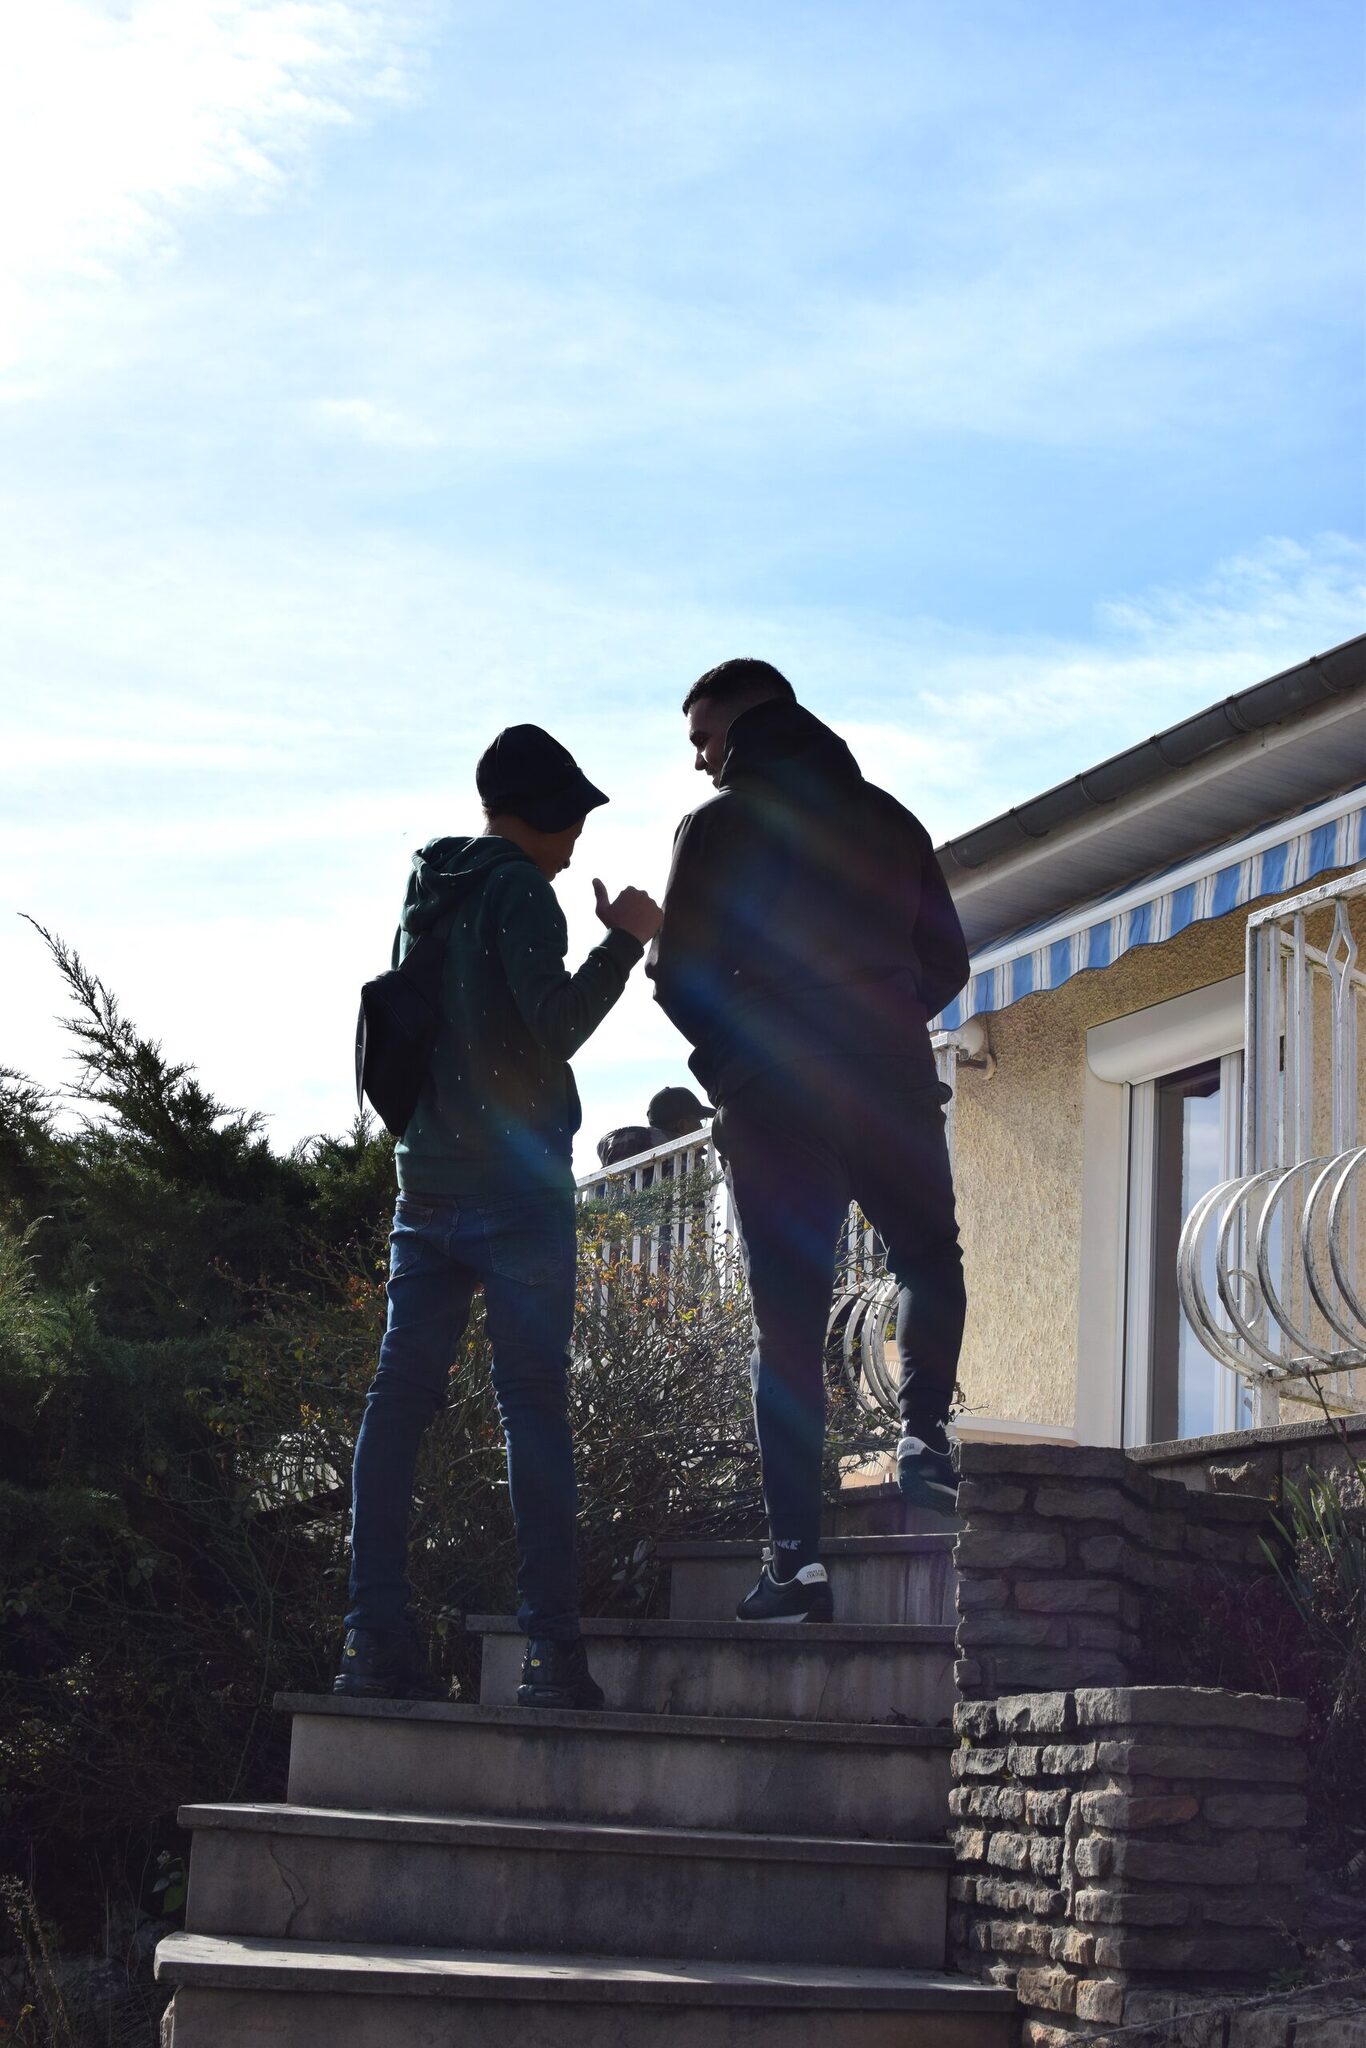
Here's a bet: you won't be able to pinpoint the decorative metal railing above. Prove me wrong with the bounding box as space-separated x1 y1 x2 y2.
576 1129 731 1278
1178 864 1366 1409
576 1035 984 1424
576 1128 905 1419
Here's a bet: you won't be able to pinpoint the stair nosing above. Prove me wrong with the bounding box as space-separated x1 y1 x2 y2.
465 1614 956 1644
275 1694 953 1746
178 1802 954 1867
830 1480 904 1510
657 1534 955 1559
155 1932 1016 2010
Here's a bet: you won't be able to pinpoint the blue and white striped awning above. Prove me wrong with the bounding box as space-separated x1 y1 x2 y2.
937 786 1366 1031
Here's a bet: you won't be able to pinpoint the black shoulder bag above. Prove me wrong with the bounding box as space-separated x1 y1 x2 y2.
355 907 461 1138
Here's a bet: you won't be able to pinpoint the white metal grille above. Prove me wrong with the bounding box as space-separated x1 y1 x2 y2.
1178 864 1366 1409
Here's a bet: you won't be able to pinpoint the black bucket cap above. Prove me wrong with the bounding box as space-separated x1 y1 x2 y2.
476 725 609 832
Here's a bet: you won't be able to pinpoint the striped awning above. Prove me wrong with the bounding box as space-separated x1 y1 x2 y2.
937 786 1366 1031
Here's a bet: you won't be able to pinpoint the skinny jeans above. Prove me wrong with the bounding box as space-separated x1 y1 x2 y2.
345 1187 581 1640
713 1056 966 1562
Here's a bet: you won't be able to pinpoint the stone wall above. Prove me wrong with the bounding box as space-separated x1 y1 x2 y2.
1132 1414 1366 1500
953 1442 1273 1699
950 1686 1311 2047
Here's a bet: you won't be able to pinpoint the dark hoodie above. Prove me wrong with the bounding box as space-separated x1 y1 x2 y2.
393 835 643 1199
646 700 969 1104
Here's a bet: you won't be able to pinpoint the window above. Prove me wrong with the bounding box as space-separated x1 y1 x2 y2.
1123 1048 1249 1445
1082 977 1248 1448
1149 1063 1224 1440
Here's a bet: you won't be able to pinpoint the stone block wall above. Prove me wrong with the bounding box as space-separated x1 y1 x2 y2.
1132 1413 1366 1501
950 1686 1310 2047
953 1443 1273 1699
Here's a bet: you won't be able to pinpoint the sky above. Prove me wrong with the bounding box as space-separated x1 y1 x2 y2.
1 0 1363 1175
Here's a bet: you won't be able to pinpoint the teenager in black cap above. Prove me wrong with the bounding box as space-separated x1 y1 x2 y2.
647 1086 714 1139
337 725 661 1706
594 1085 713 1167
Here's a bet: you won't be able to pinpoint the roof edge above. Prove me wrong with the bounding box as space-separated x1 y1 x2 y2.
936 631 1366 878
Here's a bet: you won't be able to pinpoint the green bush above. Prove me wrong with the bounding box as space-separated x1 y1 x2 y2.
0 931 890 1982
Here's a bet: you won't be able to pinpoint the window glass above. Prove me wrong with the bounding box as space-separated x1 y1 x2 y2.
1150 1061 1224 1441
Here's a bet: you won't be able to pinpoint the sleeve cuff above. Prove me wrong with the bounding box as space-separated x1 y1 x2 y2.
601 927 646 971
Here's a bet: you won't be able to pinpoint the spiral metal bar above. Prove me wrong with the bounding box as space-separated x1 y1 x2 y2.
1179 866 1365 1398
1178 1150 1366 1385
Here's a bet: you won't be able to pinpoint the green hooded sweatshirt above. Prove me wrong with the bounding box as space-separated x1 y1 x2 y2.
392 835 643 1200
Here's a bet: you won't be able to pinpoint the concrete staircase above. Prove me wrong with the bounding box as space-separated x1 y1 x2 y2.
157 1493 1015 2045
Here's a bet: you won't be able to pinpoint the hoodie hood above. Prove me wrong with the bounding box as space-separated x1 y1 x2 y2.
400 834 533 936
717 699 864 810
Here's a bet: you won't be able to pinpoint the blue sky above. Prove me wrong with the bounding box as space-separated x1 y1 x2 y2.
1 0 1362 1169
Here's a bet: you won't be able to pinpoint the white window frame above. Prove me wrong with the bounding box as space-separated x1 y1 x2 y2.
1121 1048 1245 1447
1078 976 1245 1448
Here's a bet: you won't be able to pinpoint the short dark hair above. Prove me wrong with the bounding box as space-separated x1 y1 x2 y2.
681 658 796 716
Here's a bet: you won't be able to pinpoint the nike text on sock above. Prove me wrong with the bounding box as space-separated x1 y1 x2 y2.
770 1540 816 1583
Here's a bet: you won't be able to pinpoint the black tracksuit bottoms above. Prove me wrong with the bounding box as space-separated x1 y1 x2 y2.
713 1054 966 1564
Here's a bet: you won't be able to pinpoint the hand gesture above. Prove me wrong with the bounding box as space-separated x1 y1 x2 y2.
593 878 663 946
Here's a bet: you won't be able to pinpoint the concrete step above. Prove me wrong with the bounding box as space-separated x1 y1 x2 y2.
279 1695 952 1840
660 1533 958 1624
830 1481 964 1538
179 1803 953 1970
157 1933 1018 2047
470 1613 957 1725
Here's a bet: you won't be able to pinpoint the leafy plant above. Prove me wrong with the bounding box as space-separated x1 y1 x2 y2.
0 928 893 1999
1264 1468 1366 1639
1263 1462 1366 1870
1 1877 76 2048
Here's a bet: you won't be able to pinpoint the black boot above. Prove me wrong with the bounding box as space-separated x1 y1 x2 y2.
517 1637 605 1711
333 1627 444 1701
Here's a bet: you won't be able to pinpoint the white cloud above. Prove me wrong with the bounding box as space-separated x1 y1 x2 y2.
262 23 1360 464
275 199 1354 471
0 3 1357 1169
0 0 432 383
916 535 1366 769
308 394 443 447
2 505 1358 1163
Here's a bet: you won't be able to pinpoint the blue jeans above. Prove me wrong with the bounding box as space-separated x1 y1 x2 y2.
345 1187 581 1640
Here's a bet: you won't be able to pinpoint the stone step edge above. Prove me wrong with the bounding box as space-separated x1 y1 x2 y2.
178 1803 954 1869
275 1695 954 1747
834 1480 903 1510
466 1615 956 1645
155 1933 1015 2013
657 1533 955 1559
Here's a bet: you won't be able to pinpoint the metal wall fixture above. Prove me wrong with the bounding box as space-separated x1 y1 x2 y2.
1178 865 1366 1400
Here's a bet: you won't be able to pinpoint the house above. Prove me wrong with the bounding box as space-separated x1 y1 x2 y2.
579 631 1366 1460
935 630 1366 1452
162 641 1365 2046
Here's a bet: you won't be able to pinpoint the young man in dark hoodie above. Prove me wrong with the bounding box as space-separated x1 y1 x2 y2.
337 725 661 1704
648 660 971 1622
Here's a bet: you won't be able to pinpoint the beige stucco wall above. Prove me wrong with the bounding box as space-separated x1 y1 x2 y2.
951 881 1365 1434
